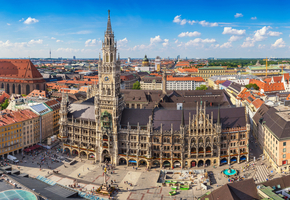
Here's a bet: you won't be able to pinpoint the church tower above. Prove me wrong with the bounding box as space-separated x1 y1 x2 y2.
95 10 124 165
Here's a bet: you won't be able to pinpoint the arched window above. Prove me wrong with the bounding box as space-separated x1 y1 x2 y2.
107 38 109 45
110 53 113 62
12 84 15 94
106 53 109 62
36 84 39 90
107 88 111 96
18 85 21 94
7 83 9 94
26 84 30 95
1 83 3 89
110 38 112 45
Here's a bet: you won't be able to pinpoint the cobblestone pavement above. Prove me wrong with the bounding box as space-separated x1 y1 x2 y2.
7 133 287 200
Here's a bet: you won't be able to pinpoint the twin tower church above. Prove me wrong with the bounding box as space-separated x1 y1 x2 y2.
58 11 249 169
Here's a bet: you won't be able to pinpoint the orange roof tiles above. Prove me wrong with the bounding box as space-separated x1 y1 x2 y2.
215 80 227 85
252 99 264 109
250 79 285 92
0 92 10 104
0 59 44 83
27 90 47 98
166 76 205 82
0 109 38 127
178 68 198 73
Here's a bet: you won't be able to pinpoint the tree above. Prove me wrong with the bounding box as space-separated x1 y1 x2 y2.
132 81 140 90
245 83 259 90
196 85 208 90
1 99 9 110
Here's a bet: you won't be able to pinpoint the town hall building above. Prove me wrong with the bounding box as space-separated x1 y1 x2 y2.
59 11 250 169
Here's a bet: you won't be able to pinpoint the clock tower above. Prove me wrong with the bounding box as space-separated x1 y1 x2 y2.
95 10 124 165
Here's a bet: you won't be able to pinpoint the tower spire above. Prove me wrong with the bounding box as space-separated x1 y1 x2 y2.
106 10 112 34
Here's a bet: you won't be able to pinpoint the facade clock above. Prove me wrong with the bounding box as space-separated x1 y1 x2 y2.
104 76 109 81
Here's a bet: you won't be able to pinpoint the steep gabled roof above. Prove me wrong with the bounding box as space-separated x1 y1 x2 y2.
0 59 43 80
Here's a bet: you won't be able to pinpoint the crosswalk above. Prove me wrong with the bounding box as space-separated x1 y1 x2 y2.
254 165 268 183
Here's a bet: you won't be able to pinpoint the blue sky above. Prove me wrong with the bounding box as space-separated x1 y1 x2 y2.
1 0 290 58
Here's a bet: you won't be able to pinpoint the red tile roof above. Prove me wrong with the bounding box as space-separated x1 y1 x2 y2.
0 92 10 104
252 99 264 109
0 109 38 127
0 59 44 83
27 90 47 98
250 79 285 92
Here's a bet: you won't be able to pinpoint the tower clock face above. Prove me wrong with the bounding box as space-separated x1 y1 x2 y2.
104 76 109 81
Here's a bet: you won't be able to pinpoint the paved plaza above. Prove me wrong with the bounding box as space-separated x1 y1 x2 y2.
5 133 287 200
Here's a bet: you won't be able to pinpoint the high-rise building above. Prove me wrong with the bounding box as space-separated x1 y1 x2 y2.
73 56 76 60
127 57 131 63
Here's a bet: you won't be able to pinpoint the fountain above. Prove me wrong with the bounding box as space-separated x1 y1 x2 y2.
223 168 237 176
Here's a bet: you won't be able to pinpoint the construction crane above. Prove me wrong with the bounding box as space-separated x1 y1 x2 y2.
263 57 268 77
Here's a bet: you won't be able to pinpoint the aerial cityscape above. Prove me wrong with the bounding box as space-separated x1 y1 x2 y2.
1 1 290 200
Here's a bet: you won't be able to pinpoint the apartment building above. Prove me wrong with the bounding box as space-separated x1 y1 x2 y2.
166 76 205 90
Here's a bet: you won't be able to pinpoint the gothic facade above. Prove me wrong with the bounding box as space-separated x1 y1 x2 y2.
59 11 250 169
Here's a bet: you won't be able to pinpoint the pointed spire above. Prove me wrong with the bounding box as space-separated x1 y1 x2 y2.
106 10 112 34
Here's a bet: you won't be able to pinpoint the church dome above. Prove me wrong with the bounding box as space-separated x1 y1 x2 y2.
142 55 149 66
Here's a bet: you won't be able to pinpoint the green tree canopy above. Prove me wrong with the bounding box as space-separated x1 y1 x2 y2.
196 85 208 90
132 81 141 90
245 83 259 90
1 99 9 110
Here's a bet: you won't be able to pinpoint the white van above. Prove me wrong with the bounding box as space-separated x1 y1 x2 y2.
7 155 19 163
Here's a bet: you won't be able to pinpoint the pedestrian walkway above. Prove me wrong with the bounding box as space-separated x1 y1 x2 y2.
254 165 268 183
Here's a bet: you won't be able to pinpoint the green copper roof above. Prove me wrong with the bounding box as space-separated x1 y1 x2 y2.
248 65 281 70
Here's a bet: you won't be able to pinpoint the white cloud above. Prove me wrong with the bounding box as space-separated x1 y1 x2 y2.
56 48 80 53
222 27 246 35
85 39 101 47
272 38 286 48
220 42 232 48
241 26 282 48
178 31 201 37
51 37 56 40
7 23 10 26
19 18 24 22
23 17 39 24
241 37 255 48
173 15 181 23
234 13 243 18
174 39 179 44
180 19 187 25
187 20 196 25
251 16 257 20
118 38 128 47
253 26 271 41
258 44 266 49
268 31 282 36
150 35 163 44
199 20 218 27
162 39 169 47
173 15 212 26
56 40 63 43
184 38 216 47
228 35 243 42
28 39 43 44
